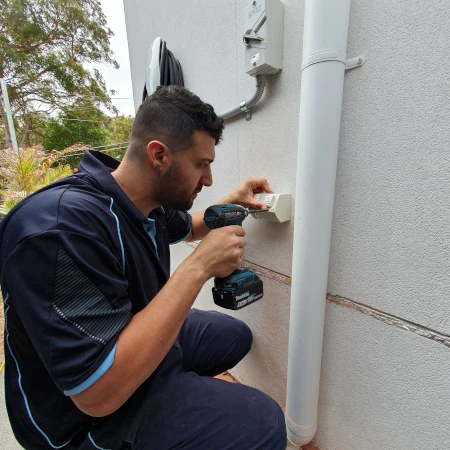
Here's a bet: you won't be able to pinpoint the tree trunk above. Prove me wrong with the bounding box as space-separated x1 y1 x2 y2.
0 97 13 149
20 115 31 148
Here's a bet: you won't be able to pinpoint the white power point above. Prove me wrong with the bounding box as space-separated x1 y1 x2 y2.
251 193 291 223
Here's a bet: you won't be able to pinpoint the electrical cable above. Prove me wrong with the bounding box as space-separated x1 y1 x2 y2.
52 144 130 162
142 38 184 102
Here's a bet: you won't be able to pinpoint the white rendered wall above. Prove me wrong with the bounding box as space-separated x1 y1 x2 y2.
124 0 450 447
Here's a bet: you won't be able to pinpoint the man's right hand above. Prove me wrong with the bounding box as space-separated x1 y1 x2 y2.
71 226 247 417
189 226 247 279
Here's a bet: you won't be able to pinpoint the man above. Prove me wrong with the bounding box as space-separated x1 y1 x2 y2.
0 86 287 449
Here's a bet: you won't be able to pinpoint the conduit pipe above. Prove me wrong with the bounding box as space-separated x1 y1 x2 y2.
286 0 352 446
217 75 267 120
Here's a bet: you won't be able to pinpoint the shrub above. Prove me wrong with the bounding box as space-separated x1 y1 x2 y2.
0 145 87 215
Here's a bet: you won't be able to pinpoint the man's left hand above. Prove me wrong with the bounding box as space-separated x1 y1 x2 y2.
220 177 273 210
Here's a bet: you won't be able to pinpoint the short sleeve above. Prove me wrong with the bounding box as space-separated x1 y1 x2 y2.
2 230 132 394
165 209 192 244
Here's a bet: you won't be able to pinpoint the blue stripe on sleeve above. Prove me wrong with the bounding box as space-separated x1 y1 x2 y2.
64 344 117 396
109 198 125 274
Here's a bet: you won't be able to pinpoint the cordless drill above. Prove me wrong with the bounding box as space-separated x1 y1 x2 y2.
203 204 265 310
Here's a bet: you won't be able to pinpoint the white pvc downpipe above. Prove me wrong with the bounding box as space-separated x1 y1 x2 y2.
286 0 352 446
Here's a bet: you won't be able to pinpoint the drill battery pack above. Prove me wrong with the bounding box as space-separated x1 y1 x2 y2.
212 268 264 310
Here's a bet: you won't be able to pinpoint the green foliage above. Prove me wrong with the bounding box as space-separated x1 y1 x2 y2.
0 0 119 147
43 104 110 150
0 145 76 214
15 111 50 148
103 115 134 160
41 106 133 167
106 115 134 144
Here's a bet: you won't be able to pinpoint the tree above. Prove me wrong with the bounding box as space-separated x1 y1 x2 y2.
106 115 134 145
43 103 110 151
103 114 133 160
42 106 133 167
0 0 119 147
15 110 49 148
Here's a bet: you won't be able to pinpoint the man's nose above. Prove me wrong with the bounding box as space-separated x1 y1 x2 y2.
201 166 213 187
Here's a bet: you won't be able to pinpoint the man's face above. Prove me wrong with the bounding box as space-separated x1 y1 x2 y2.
155 131 215 211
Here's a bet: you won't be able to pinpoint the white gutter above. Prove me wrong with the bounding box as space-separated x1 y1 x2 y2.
286 0 353 446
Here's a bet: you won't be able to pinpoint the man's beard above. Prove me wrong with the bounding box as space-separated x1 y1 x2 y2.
154 162 201 211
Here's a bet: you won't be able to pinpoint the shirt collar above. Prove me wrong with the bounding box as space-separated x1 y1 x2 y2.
78 150 148 223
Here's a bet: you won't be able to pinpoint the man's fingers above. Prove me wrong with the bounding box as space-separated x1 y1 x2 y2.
229 225 246 237
238 237 247 248
247 198 268 210
247 177 274 194
260 178 273 193
245 177 273 194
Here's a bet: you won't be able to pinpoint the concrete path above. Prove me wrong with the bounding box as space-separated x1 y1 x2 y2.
0 371 21 449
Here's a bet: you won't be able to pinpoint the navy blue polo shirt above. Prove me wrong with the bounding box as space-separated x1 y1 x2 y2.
0 151 192 449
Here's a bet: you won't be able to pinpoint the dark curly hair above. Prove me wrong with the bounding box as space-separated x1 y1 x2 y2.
128 85 224 159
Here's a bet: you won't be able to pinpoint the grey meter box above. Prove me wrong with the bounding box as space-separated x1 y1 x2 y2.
244 0 284 76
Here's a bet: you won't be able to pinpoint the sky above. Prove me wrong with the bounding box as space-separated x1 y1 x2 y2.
92 0 135 117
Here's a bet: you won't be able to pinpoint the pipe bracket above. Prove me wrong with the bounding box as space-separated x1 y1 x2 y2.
301 49 365 71
345 54 365 70
301 49 346 71
240 101 253 121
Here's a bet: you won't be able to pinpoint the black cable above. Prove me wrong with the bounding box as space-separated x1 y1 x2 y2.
160 40 168 85
142 39 184 102
176 59 184 86
168 52 175 85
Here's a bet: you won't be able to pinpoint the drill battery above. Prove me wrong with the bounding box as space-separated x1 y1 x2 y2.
212 267 264 310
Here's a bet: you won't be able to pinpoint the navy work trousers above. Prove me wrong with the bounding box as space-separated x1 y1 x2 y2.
76 309 287 450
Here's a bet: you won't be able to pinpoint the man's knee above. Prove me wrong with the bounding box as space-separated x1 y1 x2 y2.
245 389 287 449
238 320 253 356
222 316 253 368
198 309 253 359
270 401 288 449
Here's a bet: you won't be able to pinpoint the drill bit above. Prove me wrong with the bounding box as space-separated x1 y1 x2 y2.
247 208 272 214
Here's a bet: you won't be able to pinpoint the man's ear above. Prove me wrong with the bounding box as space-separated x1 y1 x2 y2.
146 140 173 173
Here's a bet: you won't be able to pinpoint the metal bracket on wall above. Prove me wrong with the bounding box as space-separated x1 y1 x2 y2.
240 101 253 121
345 54 365 70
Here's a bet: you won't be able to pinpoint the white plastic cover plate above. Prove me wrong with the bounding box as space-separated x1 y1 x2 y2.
251 193 291 223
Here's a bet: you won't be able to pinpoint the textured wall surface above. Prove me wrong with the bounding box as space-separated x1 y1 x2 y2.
330 0 450 335
124 0 450 448
318 302 450 450
124 0 302 275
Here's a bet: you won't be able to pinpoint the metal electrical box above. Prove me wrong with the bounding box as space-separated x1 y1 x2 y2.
243 0 284 76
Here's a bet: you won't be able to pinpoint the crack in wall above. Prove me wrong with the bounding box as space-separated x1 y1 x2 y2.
181 242 450 348
184 241 292 284
327 294 450 349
